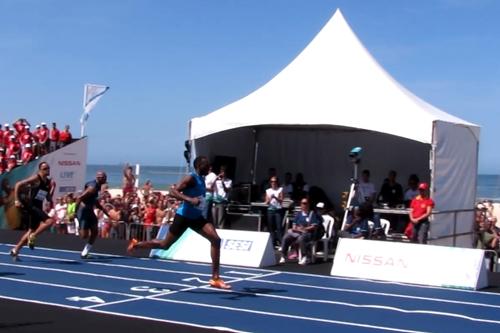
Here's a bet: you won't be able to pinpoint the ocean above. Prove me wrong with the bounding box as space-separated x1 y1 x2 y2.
87 164 500 201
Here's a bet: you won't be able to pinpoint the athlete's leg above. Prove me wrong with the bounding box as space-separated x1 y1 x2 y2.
128 231 180 252
11 230 30 255
196 223 230 289
29 217 55 241
128 214 185 253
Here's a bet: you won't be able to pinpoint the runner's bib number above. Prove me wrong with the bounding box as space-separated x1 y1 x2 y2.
34 189 48 202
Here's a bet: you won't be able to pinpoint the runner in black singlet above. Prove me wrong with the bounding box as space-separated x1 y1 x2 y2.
76 171 114 258
10 161 55 260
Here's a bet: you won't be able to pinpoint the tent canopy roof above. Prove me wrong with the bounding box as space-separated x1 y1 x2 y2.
190 9 479 144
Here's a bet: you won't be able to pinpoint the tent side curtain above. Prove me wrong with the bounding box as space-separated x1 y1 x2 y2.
430 120 479 245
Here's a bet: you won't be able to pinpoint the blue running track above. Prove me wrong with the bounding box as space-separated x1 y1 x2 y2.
1 243 500 333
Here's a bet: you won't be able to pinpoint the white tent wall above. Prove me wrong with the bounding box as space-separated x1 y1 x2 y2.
194 125 431 207
429 121 479 247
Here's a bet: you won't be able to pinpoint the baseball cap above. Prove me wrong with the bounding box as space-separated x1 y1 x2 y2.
316 202 325 209
418 182 429 190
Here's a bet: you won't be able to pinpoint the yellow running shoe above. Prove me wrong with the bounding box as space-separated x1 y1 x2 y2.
28 234 36 250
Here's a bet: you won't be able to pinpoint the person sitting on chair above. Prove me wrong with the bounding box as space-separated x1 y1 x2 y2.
279 197 322 265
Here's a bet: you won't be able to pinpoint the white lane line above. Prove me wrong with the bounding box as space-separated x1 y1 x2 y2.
225 270 262 276
248 278 500 310
0 250 253 280
147 297 431 333
192 286 500 325
0 244 498 297
0 276 139 298
2 252 499 310
0 262 192 288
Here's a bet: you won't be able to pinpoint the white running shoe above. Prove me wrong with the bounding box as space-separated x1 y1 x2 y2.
298 256 310 265
279 256 286 264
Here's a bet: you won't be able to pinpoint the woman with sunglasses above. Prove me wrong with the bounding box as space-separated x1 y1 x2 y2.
10 161 55 260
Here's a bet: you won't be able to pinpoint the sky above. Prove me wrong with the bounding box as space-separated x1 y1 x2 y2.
1 0 499 173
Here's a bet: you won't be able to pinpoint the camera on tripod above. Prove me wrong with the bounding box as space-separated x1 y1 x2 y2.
349 146 362 164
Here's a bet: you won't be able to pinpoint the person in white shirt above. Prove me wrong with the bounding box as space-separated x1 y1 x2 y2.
54 197 68 234
356 169 376 205
404 174 420 207
212 165 232 228
204 166 217 221
265 176 284 246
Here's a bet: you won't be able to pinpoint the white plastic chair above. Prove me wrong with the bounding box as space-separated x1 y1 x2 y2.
299 215 336 263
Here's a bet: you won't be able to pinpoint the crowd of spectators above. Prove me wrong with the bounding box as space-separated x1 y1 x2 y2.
0 118 73 174
475 200 500 252
40 176 179 242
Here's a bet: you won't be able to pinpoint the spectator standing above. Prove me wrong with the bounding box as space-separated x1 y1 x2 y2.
54 197 68 234
122 163 136 197
0 124 3 148
204 165 217 221
404 174 420 207
39 123 49 155
282 172 294 199
59 125 72 148
292 173 309 203
377 170 404 208
409 182 434 244
2 124 11 147
212 165 232 229
66 193 77 235
356 169 376 205
265 176 284 247
49 122 60 152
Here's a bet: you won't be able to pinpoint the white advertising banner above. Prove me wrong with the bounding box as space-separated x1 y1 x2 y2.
39 137 87 200
150 226 277 267
331 238 488 290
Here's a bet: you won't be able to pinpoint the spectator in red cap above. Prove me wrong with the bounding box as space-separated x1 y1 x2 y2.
21 144 35 164
39 123 49 155
6 155 17 172
408 182 434 244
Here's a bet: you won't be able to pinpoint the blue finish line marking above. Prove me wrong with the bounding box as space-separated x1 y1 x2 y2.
1 243 500 333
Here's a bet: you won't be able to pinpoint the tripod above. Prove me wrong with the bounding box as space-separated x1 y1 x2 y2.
341 156 360 230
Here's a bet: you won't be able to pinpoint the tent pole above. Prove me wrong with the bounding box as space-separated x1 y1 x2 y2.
251 128 259 185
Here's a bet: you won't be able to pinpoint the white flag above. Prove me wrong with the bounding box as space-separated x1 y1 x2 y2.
80 84 109 124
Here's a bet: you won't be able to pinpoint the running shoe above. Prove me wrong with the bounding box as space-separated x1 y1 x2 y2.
10 249 18 262
209 278 231 290
28 234 36 250
127 238 138 253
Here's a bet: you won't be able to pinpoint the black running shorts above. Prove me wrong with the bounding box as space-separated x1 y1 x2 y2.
169 214 208 236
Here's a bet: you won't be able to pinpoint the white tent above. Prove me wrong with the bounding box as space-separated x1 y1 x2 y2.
189 9 480 247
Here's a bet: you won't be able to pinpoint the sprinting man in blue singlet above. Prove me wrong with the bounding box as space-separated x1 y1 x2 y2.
128 156 231 289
